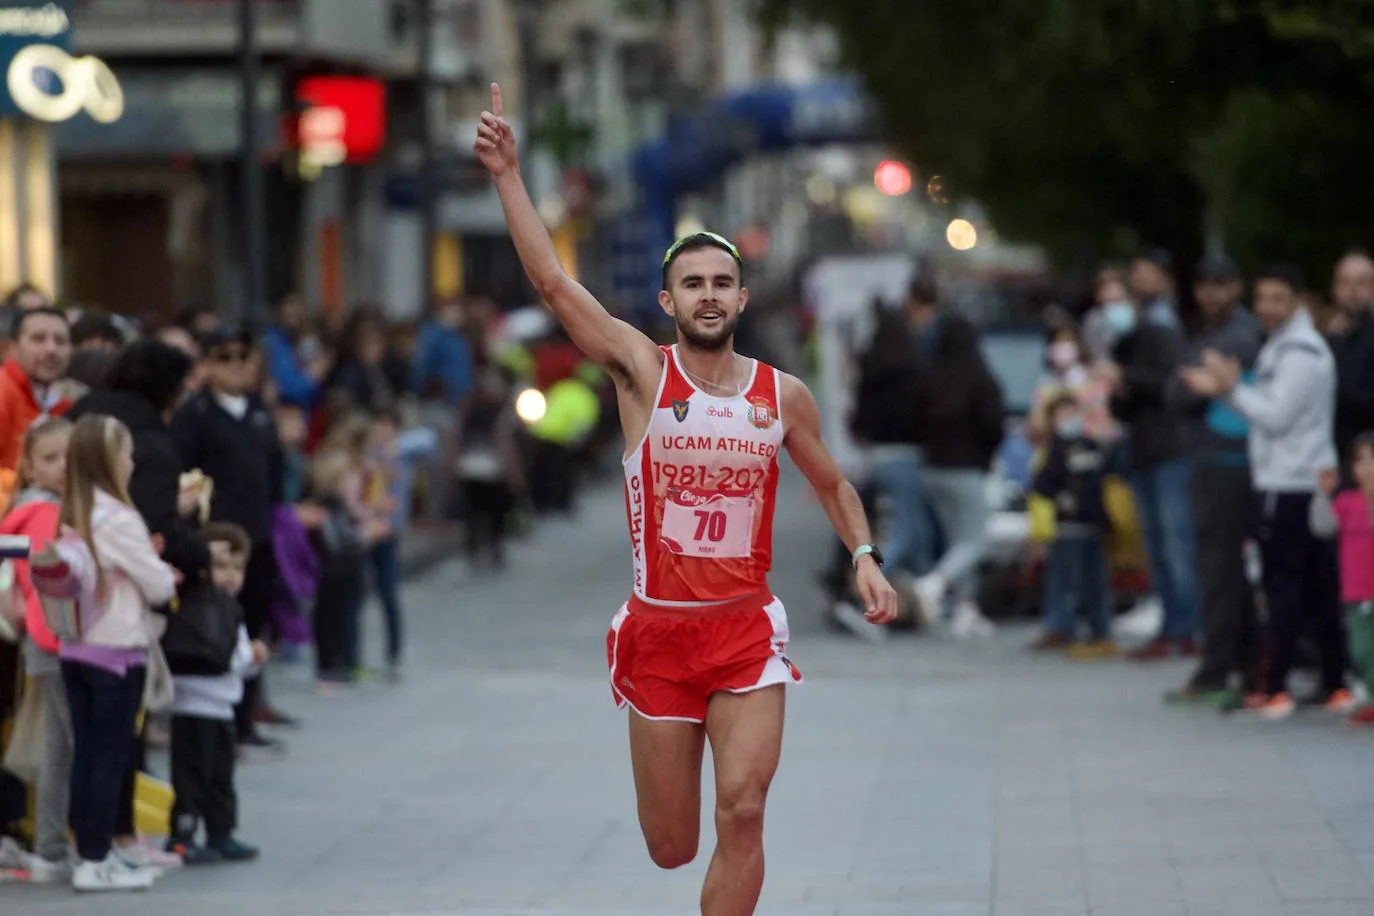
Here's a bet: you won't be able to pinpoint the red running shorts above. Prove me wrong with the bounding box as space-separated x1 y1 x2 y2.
606 591 803 723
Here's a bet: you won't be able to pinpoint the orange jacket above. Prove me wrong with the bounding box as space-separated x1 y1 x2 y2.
0 359 70 511
1 495 60 654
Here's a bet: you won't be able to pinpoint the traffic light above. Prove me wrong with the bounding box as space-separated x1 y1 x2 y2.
873 160 912 196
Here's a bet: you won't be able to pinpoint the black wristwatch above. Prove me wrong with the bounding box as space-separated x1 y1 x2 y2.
852 544 884 569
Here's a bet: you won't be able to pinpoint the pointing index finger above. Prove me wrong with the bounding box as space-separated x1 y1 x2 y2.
491 82 504 118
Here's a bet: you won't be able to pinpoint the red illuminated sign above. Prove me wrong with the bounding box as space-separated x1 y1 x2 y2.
294 76 386 165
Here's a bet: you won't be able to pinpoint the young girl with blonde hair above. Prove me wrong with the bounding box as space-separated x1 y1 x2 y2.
56 415 177 892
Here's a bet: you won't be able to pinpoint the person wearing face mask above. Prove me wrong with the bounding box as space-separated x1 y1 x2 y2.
1165 254 1265 705
1030 393 1115 654
1096 272 1201 660
1029 323 1118 448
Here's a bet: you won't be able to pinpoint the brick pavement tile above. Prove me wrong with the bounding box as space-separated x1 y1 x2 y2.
1079 839 1175 867
1083 904 1190 916
1264 851 1374 901
1331 816 1374 854
992 896 1089 916
1083 864 1185 903
1251 828 1352 858
838 905 988 916
1283 904 1374 916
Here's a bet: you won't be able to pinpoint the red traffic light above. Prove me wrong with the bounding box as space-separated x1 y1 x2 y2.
873 160 912 196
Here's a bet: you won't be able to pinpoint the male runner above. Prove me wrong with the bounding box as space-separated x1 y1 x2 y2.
474 83 897 916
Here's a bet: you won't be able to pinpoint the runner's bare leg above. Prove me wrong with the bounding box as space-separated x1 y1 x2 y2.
629 712 707 868
700 685 785 916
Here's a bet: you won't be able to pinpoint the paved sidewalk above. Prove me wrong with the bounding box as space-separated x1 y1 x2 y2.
4 471 1373 916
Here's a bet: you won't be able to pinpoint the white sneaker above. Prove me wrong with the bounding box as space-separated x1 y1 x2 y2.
910 572 948 622
116 837 181 872
25 854 74 883
71 853 156 892
948 600 997 639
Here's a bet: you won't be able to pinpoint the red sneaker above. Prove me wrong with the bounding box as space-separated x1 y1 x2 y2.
1241 692 1295 720
1347 705 1374 726
1326 688 1357 714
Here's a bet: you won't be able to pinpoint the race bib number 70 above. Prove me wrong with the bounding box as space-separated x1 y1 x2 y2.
659 486 755 559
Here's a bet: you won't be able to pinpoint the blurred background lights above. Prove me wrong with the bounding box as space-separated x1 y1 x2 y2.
873 159 912 196
946 218 978 250
674 214 706 238
805 174 837 205
515 388 547 424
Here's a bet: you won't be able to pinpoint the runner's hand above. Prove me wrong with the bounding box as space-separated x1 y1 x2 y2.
473 83 518 178
855 558 898 625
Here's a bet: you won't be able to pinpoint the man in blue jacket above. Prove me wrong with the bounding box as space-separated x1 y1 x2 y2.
410 296 474 406
263 294 332 411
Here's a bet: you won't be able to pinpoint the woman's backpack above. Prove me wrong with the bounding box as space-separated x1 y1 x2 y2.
160 582 242 677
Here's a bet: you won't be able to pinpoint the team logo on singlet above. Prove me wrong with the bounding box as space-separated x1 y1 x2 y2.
746 397 774 429
672 399 690 422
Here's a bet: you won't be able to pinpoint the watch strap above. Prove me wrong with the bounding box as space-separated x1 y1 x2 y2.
852 544 880 568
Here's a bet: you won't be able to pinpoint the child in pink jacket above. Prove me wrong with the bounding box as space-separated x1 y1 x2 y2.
1311 432 1374 725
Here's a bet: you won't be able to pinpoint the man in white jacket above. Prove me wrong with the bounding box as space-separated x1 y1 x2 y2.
1181 262 1350 719
166 523 268 864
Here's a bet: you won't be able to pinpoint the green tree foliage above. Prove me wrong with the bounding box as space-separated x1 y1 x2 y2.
757 0 1374 281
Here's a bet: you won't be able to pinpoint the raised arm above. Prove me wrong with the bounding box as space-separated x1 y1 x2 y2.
780 372 897 624
474 83 660 387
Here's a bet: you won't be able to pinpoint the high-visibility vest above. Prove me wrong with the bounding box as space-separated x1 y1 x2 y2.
531 378 600 447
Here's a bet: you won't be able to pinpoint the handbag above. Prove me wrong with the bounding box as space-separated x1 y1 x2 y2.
141 636 176 714
1 679 44 785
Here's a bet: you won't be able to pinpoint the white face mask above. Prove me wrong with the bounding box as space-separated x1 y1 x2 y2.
1048 341 1080 371
1102 301 1137 337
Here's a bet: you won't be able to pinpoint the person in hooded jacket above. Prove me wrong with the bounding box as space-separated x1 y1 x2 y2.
906 307 1007 633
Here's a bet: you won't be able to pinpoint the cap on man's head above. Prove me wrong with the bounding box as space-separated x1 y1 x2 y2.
197 324 254 352
1138 248 1175 275
1257 261 1306 293
1195 254 1241 283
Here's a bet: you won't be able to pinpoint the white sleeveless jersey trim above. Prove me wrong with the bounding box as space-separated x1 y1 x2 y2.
771 366 784 426
622 352 671 468
670 344 760 401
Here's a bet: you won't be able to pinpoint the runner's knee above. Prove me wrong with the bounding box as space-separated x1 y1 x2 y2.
645 832 698 869
714 781 767 840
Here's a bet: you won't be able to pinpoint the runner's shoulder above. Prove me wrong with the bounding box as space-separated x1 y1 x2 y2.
775 371 816 407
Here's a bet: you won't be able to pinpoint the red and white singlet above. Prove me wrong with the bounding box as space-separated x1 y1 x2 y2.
623 345 785 605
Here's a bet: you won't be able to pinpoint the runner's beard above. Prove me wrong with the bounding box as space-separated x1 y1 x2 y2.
676 309 739 352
